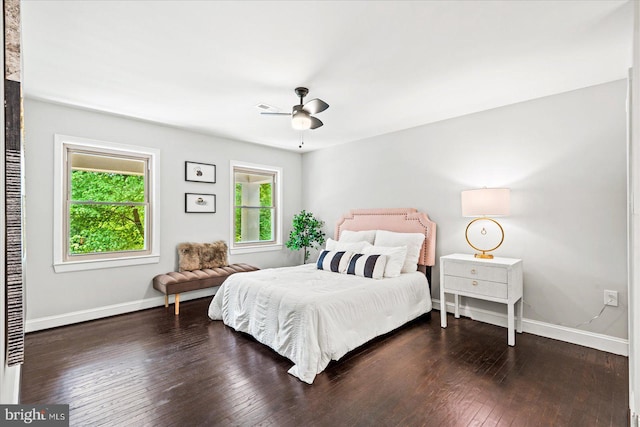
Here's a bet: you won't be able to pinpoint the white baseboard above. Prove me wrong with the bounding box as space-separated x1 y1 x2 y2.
25 288 218 333
433 299 629 356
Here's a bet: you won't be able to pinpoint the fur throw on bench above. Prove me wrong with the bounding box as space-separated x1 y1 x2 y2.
177 240 228 272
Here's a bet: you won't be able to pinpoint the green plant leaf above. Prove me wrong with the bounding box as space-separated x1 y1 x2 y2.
285 210 326 263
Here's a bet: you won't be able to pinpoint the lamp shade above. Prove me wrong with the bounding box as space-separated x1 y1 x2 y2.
461 188 510 217
291 110 311 130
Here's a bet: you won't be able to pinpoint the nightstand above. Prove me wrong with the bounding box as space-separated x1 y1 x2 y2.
440 253 523 346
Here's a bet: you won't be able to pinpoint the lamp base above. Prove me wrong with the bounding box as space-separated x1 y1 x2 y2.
474 253 494 259
466 217 504 261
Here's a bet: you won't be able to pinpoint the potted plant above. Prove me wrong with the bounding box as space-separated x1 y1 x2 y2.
286 210 326 264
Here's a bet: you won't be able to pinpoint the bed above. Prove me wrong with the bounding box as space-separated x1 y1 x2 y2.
208 208 437 384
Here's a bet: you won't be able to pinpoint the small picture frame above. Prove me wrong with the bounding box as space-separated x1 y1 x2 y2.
185 161 216 183
185 193 216 213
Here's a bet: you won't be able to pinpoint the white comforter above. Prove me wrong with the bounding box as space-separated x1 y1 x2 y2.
208 264 431 384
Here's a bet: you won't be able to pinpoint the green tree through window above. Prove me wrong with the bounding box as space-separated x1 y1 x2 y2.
68 152 148 255
259 182 272 240
235 183 242 243
69 170 146 254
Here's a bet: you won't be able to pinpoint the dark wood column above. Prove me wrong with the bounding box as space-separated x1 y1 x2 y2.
4 0 22 367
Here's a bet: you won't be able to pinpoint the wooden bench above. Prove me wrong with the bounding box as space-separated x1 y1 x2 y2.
153 263 259 315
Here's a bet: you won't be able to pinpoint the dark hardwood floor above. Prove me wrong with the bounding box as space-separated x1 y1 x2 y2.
21 297 628 427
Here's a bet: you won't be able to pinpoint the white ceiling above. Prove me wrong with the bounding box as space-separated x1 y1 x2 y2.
21 0 633 152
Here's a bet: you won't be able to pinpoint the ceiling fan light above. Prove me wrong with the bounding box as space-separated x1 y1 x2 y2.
291 110 311 130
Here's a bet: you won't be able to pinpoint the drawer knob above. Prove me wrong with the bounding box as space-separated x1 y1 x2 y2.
472 280 478 286
470 269 477 274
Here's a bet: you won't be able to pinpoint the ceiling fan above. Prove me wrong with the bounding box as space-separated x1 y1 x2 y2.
261 87 329 130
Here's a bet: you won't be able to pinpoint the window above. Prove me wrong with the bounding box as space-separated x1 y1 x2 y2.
54 135 160 272
230 161 282 253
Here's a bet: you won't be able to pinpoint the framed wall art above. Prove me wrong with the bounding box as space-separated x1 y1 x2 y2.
185 193 216 213
185 161 216 183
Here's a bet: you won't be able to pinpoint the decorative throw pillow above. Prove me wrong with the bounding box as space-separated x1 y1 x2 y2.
177 243 201 272
325 238 372 253
363 245 407 278
338 230 376 245
200 240 228 269
317 250 353 273
177 241 229 271
374 230 425 273
345 253 386 279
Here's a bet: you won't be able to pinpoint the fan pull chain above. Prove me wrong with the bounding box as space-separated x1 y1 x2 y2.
299 132 304 149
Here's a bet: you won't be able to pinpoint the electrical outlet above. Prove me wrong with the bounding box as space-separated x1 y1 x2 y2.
604 290 618 307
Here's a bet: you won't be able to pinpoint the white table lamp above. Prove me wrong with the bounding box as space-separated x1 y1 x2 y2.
461 188 510 259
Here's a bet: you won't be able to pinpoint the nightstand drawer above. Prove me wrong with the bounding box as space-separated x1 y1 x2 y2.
443 261 508 283
443 276 508 299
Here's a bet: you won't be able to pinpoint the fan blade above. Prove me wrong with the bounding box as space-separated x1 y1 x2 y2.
303 98 329 115
309 116 323 129
260 112 291 116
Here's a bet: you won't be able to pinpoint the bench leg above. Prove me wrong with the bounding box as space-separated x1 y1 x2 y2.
174 294 180 315
164 295 168 308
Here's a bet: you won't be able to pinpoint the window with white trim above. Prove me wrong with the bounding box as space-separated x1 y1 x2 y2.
230 161 282 253
54 135 160 272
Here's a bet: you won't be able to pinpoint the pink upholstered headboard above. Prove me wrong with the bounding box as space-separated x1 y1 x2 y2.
334 208 437 267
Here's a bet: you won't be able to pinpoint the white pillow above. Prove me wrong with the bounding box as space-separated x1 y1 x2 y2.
344 253 386 279
338 230 376 245
363 245 407 278
374 230 425 273
326 238 372 253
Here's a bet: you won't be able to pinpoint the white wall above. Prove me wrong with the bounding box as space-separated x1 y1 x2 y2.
627 0 639 421
23 99 302 329
303 80 628 344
